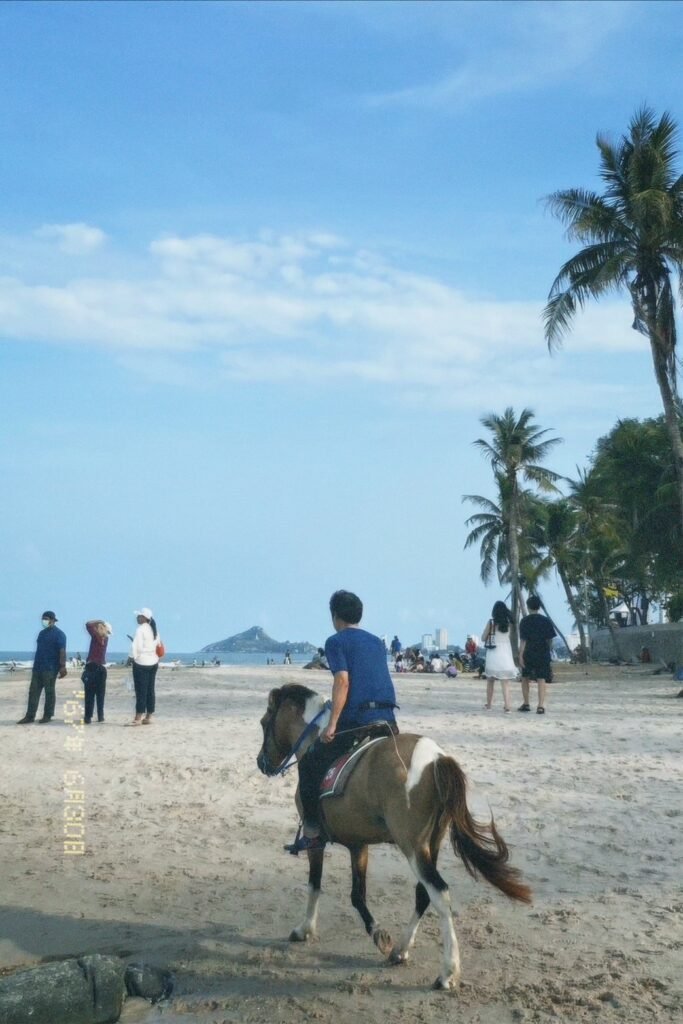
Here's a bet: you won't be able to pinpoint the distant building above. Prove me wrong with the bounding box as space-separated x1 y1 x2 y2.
422 633 434 651
435 627 448 651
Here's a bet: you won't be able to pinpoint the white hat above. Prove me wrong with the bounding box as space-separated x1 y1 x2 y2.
103 622 113 635
134 607 154 620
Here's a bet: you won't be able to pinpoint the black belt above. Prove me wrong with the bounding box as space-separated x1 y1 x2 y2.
357 701 399 711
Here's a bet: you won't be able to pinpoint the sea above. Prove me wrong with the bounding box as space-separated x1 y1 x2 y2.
0 650 312 671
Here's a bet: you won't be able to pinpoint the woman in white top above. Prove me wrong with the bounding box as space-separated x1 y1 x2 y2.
128 607 160 725
481 601 518 713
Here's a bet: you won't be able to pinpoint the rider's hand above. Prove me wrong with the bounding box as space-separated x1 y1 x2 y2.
321 723 336 743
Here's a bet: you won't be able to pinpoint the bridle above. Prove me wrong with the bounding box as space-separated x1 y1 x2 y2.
260 699 331 777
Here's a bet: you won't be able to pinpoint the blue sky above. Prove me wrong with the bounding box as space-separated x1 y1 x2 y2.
2 0 681 651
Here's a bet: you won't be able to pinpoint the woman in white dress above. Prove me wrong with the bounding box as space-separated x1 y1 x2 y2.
482 601 518 712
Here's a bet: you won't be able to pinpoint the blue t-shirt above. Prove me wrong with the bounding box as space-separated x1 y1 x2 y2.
325 627 397 728
33 626 67 672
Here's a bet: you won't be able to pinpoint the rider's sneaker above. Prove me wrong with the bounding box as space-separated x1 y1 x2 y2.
284 834 326 856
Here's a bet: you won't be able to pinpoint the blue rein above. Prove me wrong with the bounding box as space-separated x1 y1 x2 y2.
270 700 332 777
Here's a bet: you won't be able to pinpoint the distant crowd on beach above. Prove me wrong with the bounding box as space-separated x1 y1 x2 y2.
387 634 485 677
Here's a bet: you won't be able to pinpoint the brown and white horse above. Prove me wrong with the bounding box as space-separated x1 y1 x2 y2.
257 684 531 990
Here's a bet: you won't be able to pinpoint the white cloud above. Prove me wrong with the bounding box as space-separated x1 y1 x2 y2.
0 227 649 406
366 1 632 110
34 222 108 255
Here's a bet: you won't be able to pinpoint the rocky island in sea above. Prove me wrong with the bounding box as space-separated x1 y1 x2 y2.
199 625 316 656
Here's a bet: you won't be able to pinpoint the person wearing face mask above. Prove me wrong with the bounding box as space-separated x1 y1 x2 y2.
17 611 67 724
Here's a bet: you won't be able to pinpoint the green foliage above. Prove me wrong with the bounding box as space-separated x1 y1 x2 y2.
464 408 562 631
667 593 683 622
544 107 683 531
544 107 683 369
591 416 683 594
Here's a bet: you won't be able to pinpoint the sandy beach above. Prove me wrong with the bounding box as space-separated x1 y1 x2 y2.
1 662 681 1023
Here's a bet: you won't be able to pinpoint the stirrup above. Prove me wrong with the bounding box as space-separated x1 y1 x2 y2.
284 826 326 856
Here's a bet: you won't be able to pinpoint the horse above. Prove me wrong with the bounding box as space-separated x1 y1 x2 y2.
256 683 532 990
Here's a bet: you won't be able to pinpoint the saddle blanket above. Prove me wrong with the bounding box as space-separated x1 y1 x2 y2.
319 736 387 799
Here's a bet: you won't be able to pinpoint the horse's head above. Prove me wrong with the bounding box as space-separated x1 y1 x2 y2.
256 684 320 776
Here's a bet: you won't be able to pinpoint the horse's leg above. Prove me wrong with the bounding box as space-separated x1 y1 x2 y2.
389 834 441 967
405 849 460 990
389 879 431 966
349 845 393 957
289 847 324 942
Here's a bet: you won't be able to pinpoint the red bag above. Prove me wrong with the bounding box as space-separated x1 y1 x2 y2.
156 641 165 658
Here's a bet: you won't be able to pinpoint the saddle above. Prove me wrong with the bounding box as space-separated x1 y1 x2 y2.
319 736 387 800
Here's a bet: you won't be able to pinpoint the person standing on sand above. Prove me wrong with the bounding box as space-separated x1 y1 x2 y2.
128 608 160 726
288 590 399 854
17 611 67 724
518 595 556 715
481 601 517 713
83 619 112 724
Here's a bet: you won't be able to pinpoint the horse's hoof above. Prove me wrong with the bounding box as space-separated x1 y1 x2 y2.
289 928 309 942
432 976 456 991
372 928 393 957
389 949 408 966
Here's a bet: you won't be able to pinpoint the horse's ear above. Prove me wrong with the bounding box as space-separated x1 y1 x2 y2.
267 688 281 710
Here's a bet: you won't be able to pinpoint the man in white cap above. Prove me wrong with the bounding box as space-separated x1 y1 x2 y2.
83 619 113 724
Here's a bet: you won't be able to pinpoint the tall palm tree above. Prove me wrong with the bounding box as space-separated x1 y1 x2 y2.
544 107 683 529
471 408 562 641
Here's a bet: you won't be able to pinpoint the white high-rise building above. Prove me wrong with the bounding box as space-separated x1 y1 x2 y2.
422 633 434 651
435 628 448 651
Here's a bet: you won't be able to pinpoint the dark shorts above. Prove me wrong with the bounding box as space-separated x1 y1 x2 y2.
522 661 553 683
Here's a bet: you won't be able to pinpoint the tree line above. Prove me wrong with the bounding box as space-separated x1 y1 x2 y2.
464 408 682 662
463 107 683 662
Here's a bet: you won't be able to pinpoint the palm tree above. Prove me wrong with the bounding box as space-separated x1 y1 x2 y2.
463 484 509 587
544 107 683 530
566 468 627 661
463 473 540 595
527 497 590 662
470 408 562 641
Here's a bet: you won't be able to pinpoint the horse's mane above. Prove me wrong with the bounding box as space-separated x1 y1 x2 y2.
273 683 319 712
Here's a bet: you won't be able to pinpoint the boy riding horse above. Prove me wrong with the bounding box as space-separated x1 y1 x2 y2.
290 590 398 854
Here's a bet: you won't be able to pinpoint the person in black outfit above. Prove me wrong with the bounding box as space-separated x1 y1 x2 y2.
518 596 556 714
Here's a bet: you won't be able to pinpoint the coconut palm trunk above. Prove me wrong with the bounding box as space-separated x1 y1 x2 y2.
556 562 589 661
644 294 683 530
507 476 522 659
597 587 625 662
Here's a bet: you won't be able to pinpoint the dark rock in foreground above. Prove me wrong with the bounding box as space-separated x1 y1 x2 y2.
124 962 174 1003
0 954 125 1024
0 956 174 1024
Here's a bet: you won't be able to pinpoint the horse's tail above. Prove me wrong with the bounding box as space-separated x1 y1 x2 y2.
433 756 532 904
